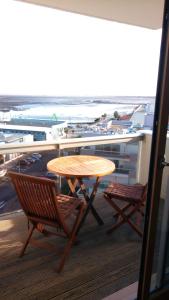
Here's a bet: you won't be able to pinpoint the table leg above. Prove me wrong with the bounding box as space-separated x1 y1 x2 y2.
77 177 104 232
66 177 79 197
66 176 104 233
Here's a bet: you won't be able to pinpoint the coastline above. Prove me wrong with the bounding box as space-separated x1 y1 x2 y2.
0 95 155 107
0 95 155 123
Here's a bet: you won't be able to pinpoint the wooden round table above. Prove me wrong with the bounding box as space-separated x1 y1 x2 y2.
47 155 115 231
47 155 115 178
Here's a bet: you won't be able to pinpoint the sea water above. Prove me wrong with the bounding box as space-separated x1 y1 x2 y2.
1 96 155 123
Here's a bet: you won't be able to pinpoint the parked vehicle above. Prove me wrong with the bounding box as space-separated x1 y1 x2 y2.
31 155 40 161
45 172 58 180
32 153 42 159
26 157 36 163
17 159 31 166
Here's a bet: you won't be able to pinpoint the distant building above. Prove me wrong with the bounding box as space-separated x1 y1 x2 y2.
144 113 154 129
130 105 146 127
0 133 33 144
0 133 34 163
109 119 132 128
0 118 67 141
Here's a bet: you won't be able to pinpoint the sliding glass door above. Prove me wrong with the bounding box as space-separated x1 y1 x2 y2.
138 1 169 299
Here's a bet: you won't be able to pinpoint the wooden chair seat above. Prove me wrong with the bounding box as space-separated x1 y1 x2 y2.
8 171 85 273
56 194 81 218
104 182 147 237
104 183 145 202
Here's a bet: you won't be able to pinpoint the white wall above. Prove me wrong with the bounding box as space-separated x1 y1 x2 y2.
138 131 169 199
130 112 145 126
144 113 154 128
22 134 34 143
138 131 152 185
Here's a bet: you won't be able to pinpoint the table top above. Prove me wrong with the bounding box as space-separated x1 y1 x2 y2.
47 155 115 178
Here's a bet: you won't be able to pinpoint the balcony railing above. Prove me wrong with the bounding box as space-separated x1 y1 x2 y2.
0 132 144 181
0 132 148 214
0 132 143 154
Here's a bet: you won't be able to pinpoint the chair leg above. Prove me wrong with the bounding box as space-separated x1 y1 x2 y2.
105 196 127 234
127 218 143 237
19 224 36 257
107 218 125 234
57 203 85 273
105 195 143 237
113 202 132 218
108 211 143 237
57 236 75 273
126 205 143 237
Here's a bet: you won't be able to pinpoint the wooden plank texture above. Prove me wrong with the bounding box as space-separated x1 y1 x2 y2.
47 155 115 177
0 196 142 300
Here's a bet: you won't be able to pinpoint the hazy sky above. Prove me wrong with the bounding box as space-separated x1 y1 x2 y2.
0 0 162 97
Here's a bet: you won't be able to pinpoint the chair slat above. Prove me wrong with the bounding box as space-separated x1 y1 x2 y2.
8 171 85 272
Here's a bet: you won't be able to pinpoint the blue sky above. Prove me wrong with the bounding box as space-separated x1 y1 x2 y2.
0 0 162 96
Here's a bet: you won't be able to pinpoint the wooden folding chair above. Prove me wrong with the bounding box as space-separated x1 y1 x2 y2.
104 182 147 237
8 171 85 272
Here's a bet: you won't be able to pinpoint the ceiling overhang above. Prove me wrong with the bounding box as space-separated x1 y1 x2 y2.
16 0 164 29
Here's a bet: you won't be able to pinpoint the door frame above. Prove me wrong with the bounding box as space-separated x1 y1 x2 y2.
137 0 169 299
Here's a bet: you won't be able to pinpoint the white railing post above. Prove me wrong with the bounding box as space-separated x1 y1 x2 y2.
136 140 143 183
58 147 62 192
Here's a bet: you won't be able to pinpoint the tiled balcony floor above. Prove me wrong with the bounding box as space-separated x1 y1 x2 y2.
0 195 142 300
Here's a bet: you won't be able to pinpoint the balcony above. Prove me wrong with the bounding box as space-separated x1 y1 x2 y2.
0 130 163 299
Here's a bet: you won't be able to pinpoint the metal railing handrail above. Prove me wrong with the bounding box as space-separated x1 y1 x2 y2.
0 132 144 154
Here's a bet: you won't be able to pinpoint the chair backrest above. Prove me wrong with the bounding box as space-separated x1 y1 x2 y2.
8 171 62 224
